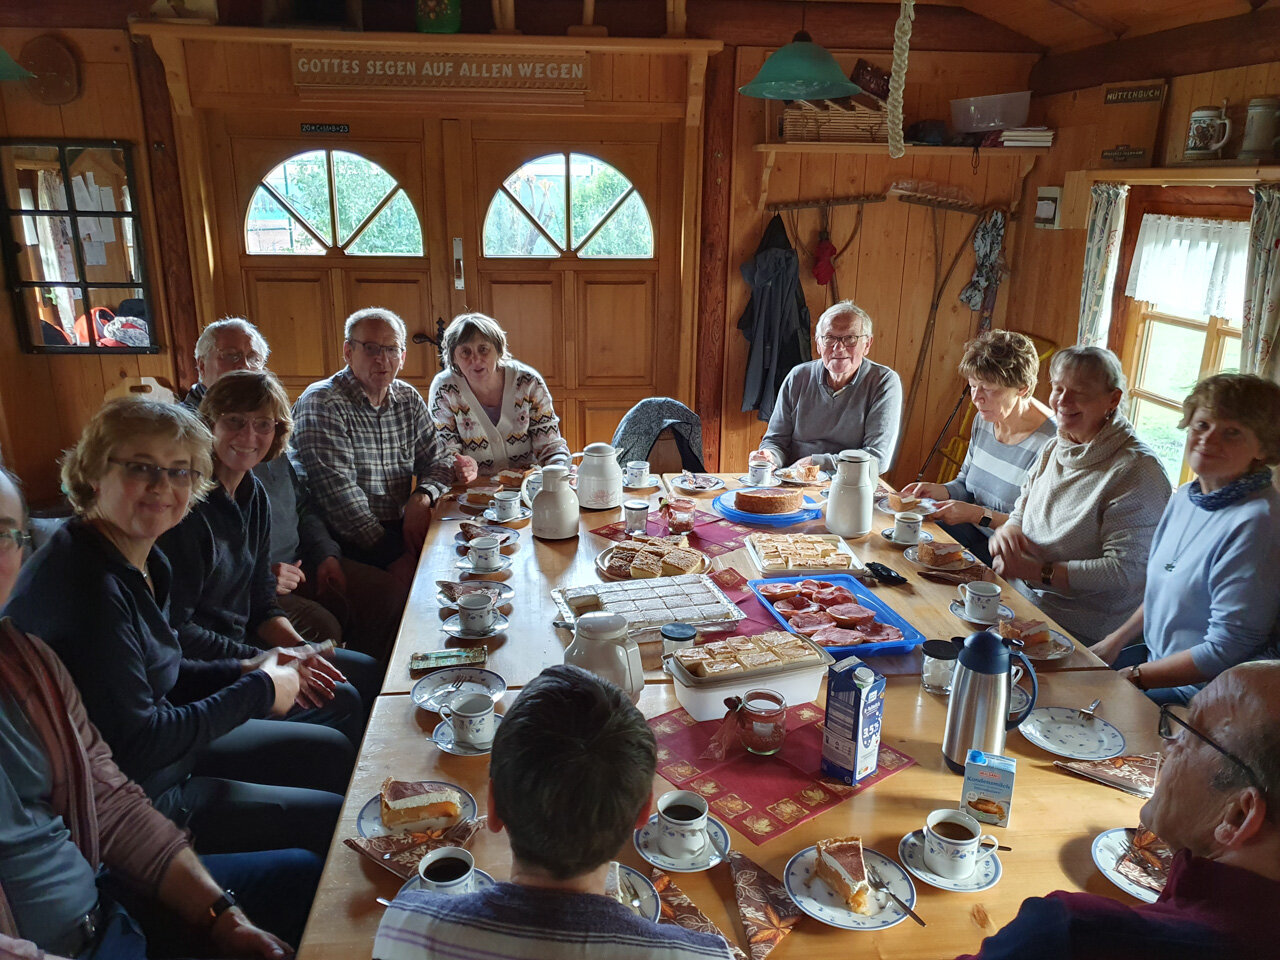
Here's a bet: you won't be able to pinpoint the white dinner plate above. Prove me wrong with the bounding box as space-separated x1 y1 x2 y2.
874 494 940 516
948 599 1015 626
432 715 502 757
1091 828 1160 904
904 544 977 571
441 612 510 640
357 782 478 838
897 830 1002 893
397 869 497 898
633 814 730 873
775 466 832 486
880 529 935 548
611 863 661 922
670 474 726 493
784 846 916 931
1019 706 1126 760
1021 629 1075 661
411 668 507 712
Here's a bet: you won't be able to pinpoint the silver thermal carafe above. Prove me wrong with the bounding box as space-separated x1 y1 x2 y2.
942 630 1037 773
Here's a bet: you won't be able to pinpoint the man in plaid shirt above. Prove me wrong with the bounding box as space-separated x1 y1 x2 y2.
292 308 457 581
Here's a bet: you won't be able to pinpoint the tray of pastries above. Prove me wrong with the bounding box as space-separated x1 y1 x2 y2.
595 534 709 581
667 629 833 686
746 533 866 576
552 573 746 640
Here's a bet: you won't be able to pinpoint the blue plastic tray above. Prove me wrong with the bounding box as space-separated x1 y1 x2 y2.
746 573 926 656
712 489 823 527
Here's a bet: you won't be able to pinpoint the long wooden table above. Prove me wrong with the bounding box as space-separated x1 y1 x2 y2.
298 671 1160 960
384 474 1100 696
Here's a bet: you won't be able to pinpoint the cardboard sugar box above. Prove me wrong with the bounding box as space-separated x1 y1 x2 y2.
963 749 1016 827
820 656 885 785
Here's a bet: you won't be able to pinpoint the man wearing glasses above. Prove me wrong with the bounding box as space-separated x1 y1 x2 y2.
752 300 903 475
292 308 455 585
960 661 1280 959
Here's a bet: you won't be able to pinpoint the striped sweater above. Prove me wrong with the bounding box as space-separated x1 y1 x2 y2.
428 359 570 475
945 415 1058 525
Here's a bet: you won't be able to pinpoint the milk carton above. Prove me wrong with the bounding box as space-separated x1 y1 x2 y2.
820 657 885 785
962 749 1016 828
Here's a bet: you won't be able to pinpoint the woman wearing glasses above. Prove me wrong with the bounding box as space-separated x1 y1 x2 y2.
159 371 379 749
0 466 29 604
2 399 346 857
901 331 1056 566
1092 373 1280 704
429 312 570 482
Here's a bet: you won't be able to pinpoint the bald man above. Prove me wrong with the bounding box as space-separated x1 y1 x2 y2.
960 660 1280 959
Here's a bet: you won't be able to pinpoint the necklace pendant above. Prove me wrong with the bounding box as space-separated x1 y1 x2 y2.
1164 561 1176 572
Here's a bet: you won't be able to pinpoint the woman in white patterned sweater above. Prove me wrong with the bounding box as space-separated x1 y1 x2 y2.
429 313 571 481
989 346 1172 646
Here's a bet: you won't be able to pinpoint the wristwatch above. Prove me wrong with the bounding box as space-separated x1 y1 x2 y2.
1128 664 1146 690
207 889 237 926
979 510 993 528
1040 562 1054 587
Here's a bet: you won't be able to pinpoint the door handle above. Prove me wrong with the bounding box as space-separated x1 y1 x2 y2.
453 237 465 290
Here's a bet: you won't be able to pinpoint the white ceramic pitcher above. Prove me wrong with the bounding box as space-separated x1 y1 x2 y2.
572 442 625 510
824 449 875 538
532 465 579 540
564 611 644 704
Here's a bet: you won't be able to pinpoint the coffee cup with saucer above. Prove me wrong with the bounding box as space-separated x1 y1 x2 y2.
633 796 731 873
922 809 999 881
898 828 1002 893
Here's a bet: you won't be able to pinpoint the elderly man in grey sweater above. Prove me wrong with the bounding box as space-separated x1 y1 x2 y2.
753 301 904 475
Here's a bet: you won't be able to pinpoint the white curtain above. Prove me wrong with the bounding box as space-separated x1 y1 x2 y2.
1242 184 1280 385
1124 213 1250 321
1077 183 1128 346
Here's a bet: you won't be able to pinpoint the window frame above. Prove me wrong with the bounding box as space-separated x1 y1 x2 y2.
243 147 424 258
1122 302 1243 486
0 138 157 354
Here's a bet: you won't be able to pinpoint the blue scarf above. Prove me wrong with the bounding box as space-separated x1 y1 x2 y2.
1187 468 1274 511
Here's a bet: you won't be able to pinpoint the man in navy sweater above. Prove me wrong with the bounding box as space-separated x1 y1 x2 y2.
960 660 1280 960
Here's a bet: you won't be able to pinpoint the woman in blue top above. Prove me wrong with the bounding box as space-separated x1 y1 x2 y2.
1093 374 1280 704
903 331 1055 566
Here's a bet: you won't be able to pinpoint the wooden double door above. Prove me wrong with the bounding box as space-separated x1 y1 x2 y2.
207 112 682 451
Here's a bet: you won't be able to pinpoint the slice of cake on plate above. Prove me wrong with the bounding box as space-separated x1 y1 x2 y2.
629 552 664 579
998 617 1050 647
917 540 965 566
887 492 920 512
812 835 874 915
379 778 462 831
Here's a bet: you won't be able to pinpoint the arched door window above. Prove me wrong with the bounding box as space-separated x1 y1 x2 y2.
482 152 653 259
244 149 423 256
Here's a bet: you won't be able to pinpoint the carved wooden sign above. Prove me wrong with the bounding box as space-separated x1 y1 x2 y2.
291 47 589 91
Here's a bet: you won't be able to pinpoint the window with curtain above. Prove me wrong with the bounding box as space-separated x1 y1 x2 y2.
1122 213 1249 484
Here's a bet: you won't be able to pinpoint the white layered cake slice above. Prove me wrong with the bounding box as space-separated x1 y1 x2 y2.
379 778 462 831
812 836 874 915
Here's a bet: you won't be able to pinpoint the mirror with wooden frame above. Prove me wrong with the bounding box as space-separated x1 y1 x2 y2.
0 139 156 353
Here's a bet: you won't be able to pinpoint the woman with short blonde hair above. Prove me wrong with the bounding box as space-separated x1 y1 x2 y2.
429 311 570 480
904 330 1055 565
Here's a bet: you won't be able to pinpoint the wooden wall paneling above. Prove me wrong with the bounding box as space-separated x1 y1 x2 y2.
585 52 613 103
420 119 455 334
575 272 655 386
244 270 334 395
441 119 478 321
580 397 634 449
481 272 565 388
345 271 437 389
611 53 651 103
675 53 707 406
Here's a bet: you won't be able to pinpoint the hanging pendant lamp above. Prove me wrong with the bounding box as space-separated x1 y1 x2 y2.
739 30 861 101
0 48 35 82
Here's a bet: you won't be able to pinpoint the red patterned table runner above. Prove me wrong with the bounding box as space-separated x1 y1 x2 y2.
648 705 915 845
589 511 761 559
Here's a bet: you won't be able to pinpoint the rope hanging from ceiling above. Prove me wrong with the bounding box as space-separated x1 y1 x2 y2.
886 0 916 159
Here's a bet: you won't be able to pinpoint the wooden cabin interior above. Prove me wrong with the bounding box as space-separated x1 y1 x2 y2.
2 0 1278 503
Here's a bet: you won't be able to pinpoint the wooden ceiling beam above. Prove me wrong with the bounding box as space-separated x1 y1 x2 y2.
1030 7 1280 95
687 1 1043 52
1043 0 1128 39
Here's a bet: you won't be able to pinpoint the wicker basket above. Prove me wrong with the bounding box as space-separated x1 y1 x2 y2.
781 100 888 144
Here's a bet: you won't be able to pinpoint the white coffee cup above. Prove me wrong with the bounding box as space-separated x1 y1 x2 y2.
488 490 522 521
417 846 476 894
922 809 999 880
468 535 502 570
957 581 1002 621
457 592 497 635
893 511 923 543
748 460 773 485
656 790 709 859
440 691 495 746
625 460 651 487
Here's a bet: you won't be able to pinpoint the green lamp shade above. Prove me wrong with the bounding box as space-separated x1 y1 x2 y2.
0 48 35 81
739 32 861 101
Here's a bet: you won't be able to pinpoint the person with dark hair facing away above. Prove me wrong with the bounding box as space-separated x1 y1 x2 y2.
373 665 735 960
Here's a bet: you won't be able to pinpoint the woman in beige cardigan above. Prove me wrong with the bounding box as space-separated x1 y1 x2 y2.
989 347 1172 646
428 313 571 482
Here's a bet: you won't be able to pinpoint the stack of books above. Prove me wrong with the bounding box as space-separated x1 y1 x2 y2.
998 126 1055 147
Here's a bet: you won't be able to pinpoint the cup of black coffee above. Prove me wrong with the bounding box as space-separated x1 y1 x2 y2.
656 790 708 860
417 846 475 894
922 809 998 880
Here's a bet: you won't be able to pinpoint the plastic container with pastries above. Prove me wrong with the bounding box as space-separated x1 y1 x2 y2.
666 637 835 722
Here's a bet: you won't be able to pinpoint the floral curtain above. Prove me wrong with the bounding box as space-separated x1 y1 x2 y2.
1124 214 1250 321
1243 183 1280 385
1077 183 1129 346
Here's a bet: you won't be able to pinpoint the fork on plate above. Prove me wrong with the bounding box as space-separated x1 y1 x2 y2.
1077 698 1102 722
865 864 925 927
618 872 644 913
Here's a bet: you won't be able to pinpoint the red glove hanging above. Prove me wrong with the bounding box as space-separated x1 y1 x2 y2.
812 235 837 286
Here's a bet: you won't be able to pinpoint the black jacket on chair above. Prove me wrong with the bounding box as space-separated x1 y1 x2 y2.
737 215 811 421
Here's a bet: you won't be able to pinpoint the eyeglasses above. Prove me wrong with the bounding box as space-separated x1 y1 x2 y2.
214 349 266 369
1158 703 1265 797
348 338 404 360
108 458 202 488
0 528 32 554
218 414 279 435
818 334 870 350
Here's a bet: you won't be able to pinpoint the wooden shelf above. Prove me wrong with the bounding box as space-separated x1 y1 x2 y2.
754 143 1050 156
1072 164 1280 185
